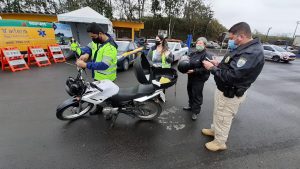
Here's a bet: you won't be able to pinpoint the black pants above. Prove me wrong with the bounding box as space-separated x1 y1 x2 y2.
187 80 205 114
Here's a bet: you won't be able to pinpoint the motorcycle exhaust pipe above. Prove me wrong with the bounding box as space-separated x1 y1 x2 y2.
102 107 119 116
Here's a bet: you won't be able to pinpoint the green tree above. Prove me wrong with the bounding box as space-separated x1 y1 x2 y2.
151 0 161 17
85 0 113 18
115 0 138 20
183 0 213 38
0 0 21 12
206 19 227 40
64 0 82 12
0 0 11 11
162 0 184 37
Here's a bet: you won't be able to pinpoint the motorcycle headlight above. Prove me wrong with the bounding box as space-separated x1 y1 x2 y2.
65 77 86 96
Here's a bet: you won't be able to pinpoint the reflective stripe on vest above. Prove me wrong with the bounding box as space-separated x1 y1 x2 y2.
96 64 117 75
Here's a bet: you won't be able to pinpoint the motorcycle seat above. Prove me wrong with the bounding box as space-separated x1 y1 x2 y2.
110 84 155 102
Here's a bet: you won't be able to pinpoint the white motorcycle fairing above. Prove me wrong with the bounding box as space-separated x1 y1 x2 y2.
134 89 166 103
81 80 119 105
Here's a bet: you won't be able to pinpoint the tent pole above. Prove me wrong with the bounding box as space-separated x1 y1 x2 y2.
132 28 134 42
75 23 80 44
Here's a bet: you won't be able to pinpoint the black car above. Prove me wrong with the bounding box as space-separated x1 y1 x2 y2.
116 40 145 71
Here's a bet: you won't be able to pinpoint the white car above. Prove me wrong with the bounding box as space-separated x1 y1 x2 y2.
146 39 156 49
263 44 296 63
285 46 298 53
167 42 189 62
206 41 221 49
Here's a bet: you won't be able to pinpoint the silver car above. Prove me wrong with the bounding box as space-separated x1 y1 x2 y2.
146 39 156 49
263 44 296 63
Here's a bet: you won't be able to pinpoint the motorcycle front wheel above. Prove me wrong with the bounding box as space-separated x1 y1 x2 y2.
56 100 94 121
136 100 162 120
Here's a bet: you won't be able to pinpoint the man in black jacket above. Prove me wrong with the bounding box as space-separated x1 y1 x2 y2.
202 22 265 151
183 37 212 120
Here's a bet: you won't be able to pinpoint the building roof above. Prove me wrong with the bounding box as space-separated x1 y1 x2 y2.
57 7 111 25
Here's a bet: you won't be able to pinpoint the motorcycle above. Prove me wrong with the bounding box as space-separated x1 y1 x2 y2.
56 55 177 126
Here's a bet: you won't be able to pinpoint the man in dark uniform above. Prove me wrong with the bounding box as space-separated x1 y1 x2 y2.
183 37 212 120
202 22 265 151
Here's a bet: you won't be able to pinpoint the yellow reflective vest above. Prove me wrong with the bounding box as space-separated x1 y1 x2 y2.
90 42 117 81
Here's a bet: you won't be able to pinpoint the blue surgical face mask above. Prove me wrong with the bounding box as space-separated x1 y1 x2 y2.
228 40 237 50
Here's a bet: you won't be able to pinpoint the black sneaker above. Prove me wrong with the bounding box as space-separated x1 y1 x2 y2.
192 113 197 120
183 106 192 111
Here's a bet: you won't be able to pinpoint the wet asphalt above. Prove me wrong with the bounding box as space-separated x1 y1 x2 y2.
0 58 300 169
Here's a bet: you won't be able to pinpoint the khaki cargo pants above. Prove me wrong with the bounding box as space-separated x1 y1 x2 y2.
211 89 246 144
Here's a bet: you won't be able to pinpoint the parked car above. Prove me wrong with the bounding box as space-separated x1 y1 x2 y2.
167 41 189 62
284 46 298 54
206 41 221 49
116 40 144 70
263 44 296 63
134 37 146 47
145 39 156 50
165 39 187 48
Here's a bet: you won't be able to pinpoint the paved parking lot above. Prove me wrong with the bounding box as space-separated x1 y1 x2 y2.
0 58 300 169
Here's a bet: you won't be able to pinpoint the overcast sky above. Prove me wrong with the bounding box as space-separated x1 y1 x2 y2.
206 0 300 37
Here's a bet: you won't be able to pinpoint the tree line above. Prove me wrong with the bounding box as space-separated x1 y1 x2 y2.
0 0 228 41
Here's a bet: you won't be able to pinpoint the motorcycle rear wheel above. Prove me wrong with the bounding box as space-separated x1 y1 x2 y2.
56 101 94 121
136 100 162 120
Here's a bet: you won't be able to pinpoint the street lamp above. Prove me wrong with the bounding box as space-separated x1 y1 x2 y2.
292 21 300 39
265 27 272 43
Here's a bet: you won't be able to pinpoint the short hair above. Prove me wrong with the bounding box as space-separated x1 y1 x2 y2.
196 37 208 45
228 22 252 38
87 22 104 34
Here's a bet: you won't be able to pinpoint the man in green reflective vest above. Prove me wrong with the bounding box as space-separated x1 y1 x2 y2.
76 22 118 115
76 22 118 81
69 38 81 57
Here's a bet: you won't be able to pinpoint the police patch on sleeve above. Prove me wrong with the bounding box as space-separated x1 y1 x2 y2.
237 57 247 67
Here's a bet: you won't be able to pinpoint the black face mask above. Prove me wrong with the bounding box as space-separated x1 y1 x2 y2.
155 41 161 46
92 37 102 44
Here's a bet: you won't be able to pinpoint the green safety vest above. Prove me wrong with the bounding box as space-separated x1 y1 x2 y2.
151 49 171 68
161 53 171 68
90 42 117 81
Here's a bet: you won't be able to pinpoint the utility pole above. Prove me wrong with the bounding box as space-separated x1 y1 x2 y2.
265 27 272 43
292 21 300 39
168 17 172 38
